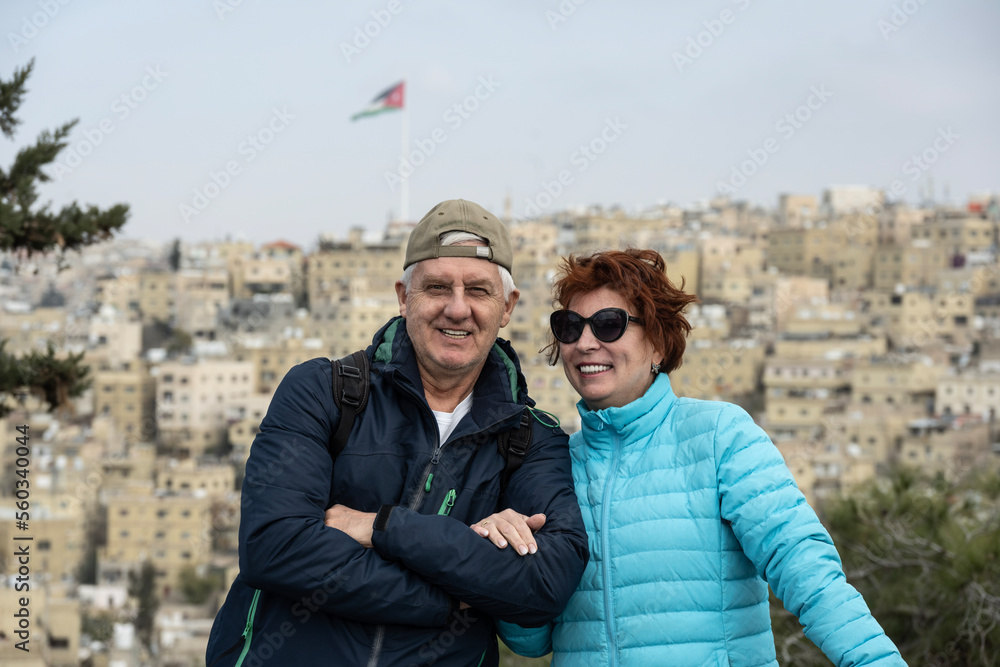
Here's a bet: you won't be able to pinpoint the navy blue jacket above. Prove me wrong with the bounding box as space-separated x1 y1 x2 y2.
206 318 589 666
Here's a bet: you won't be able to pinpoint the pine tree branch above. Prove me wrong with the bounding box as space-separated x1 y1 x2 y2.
0 58 33 138
2 120 78 201
0 201 129 255
0 340 92 417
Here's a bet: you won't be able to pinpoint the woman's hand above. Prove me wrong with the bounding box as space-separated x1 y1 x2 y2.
471 509 546 556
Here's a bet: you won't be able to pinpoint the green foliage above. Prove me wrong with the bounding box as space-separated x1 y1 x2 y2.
0 340 92 417
179 566 223 605
168 238 182 271
166 328 193 357
81 611 116 644
0 59 129 257
128 560 159 653
0 59 129 416
771 465 1000 666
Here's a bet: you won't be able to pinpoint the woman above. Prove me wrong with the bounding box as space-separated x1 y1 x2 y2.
474 249 904 665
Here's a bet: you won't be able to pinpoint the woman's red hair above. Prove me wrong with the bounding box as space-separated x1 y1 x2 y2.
545 248 698 372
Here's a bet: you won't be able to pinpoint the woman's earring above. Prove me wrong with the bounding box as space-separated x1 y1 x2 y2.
650 361 661 374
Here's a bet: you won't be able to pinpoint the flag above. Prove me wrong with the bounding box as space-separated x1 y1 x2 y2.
351 81 405 121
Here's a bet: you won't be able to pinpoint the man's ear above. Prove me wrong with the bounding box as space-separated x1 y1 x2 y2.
499 289 520 328
395 280 408 318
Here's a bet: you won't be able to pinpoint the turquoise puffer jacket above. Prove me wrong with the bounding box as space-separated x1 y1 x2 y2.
499 374 904 666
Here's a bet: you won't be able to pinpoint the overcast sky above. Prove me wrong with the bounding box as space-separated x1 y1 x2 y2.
2 0 997 248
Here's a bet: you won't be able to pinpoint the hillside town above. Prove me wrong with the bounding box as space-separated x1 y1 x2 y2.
2 186 999 665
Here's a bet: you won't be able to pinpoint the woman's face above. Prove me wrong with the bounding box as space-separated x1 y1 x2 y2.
559 287 660 411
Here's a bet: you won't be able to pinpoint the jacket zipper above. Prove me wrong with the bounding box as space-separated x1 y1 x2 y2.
371 379 517 666
601 434 622 667
437 489 457 516
366 390 440 667
366 625 385 667
234 588 261 667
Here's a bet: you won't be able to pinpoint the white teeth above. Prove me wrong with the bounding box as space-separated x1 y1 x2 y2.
441 329 470 338
579 365 611 374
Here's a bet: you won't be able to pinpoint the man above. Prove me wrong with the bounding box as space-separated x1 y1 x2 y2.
206 199 588 666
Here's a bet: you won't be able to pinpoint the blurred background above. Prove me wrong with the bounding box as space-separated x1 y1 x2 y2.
1 1 998 665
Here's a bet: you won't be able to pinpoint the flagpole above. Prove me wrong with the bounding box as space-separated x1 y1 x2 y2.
400 103 410 223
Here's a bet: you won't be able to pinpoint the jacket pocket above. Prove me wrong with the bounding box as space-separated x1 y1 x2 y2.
209 588 263 667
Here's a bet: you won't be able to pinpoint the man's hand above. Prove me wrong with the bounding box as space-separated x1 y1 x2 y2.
325 504 377 548
470 509 546 556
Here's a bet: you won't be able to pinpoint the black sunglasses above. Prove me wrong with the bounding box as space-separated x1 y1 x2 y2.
550 308 644 344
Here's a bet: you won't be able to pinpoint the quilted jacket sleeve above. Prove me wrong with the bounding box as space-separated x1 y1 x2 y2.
239 359 454 627
371 422 589 627
714 405 906 666
495 621 553 658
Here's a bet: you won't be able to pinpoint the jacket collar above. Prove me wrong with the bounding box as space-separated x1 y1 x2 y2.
577 373 676 447
368 316 532 431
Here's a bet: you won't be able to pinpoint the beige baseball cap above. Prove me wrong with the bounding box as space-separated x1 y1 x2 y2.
404 199 513 274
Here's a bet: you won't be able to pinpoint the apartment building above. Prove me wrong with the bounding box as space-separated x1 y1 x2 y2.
898 417 994 479
229 254 294 299
308 298 403 359
670 339 764 401
88 308 144 368
774 439 877 507
867 289 974 348
96 270 141 318
872 243 950 291
766 225 832 279
822 185 884 215
876 205 928 246
156 459 235 497
910 215 997 256
155 360 255 456
0 508 84 585
232 336 324 393
138 270 175 324
308 231 406 307
0 303 66 354
100 489 214 597
850 358 939 413
220 293 302 343
174 268 230 340
830 245 874 292
936 371 1000 420
93 365 157 443
0 589 80 666
555 211 677 255
777 193 818 228
773 331 887 361
763 358 851 440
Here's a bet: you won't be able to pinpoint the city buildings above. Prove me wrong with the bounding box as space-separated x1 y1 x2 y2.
1 190 997 664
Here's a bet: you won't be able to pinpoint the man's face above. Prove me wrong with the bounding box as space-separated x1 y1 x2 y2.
395 255 519 385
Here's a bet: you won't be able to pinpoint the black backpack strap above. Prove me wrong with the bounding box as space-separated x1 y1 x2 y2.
497 410 534 494
329 350 370 459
